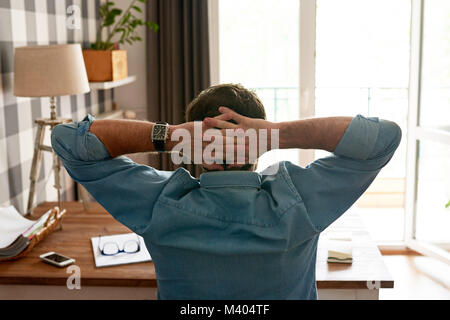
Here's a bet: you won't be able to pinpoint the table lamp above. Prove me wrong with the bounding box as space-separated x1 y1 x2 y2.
14 44 90 216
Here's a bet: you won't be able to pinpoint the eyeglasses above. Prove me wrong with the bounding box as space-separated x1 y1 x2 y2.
98 234 141 256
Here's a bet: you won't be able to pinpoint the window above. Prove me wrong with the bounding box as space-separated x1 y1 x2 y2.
315 0 411 241
404 0 450 263
219 0 300 169
215 0 450 258
217 0 411 242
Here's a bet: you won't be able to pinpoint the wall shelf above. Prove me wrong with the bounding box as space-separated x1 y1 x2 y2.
89 75 137 90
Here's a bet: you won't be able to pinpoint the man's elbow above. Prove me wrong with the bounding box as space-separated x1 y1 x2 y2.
365 120 402 162
369 120 402 160
51 124 75 159
385 120 402 150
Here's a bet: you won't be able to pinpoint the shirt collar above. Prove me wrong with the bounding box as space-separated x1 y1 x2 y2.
199 171 262 188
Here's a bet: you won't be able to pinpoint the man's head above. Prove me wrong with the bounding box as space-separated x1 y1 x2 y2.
185 83 267 171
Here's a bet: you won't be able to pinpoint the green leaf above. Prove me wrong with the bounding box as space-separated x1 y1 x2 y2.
446 200 450 209
93 41 105 50
146 21 159 32
137 0 147 3
110 8 122 16
121 12 131 25
99 6 108 18
104 42 115 50
120 29 127 41
132 5 142 13
103 17 116 27
103 8 122 26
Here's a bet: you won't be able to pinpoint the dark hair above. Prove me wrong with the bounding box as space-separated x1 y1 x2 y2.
185 83 266 122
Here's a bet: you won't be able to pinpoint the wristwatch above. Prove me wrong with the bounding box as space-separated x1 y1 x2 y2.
151 122 169 152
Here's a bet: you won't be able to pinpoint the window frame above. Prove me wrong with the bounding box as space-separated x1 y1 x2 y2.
404 0 450 264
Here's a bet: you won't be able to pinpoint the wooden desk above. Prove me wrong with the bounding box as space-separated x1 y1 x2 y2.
316 213 394 299
0 202 393 300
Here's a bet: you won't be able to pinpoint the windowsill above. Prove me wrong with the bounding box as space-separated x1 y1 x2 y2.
377 242 420 255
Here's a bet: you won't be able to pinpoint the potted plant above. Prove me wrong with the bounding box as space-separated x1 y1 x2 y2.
83 0 159 82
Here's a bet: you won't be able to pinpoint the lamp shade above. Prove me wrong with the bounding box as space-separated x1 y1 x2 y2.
14 44 90 97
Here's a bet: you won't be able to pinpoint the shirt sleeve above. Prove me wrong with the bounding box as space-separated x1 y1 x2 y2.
51 114 174 234
285 114 402 231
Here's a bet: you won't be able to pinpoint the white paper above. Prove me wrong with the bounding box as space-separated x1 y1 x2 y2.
0 206 35 248
22 210 52 238
91 233 152 268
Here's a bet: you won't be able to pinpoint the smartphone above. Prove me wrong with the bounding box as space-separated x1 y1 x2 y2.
40 251 75 268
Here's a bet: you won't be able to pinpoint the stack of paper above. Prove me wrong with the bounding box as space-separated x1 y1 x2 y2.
0 235 30 259
327 232 353 264
0 206 34 259
0 206 35 248
0 206 53 259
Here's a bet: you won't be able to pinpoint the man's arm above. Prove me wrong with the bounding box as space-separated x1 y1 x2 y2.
205 106 399 164
203 107 353 154
89 119 181 158
51 115 182 234
285 115 401 230
275 117 352 152
51 114 225 232
206 108 402 230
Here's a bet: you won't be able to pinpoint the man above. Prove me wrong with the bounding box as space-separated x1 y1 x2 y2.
51 83 401 299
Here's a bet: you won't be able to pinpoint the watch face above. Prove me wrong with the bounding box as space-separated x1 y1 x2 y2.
153 125 167 140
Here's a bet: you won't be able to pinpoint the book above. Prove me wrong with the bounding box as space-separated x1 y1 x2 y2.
0 206 35 249
0 206 53 259
327 237 353 264
91 233 152 268
0 235 29 258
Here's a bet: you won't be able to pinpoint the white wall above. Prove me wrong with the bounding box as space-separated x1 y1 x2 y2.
113 0 148 118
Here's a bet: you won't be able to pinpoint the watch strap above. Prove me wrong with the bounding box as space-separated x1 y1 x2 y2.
153 140 165 152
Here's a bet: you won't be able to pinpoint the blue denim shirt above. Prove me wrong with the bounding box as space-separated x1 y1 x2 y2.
51 114 401 299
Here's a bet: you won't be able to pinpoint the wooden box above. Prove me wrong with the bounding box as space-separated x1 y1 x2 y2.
82 49 128 82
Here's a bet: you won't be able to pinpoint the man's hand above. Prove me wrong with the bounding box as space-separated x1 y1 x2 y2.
168 116 253 170
201 107 278 167
203 106 275 132
168 121 226 170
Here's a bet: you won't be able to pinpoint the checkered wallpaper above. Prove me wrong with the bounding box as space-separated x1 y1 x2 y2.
0 0 114 214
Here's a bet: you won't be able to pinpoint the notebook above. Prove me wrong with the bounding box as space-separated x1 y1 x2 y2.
326 232 353 264
0 206 35 249
91 233 152 268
